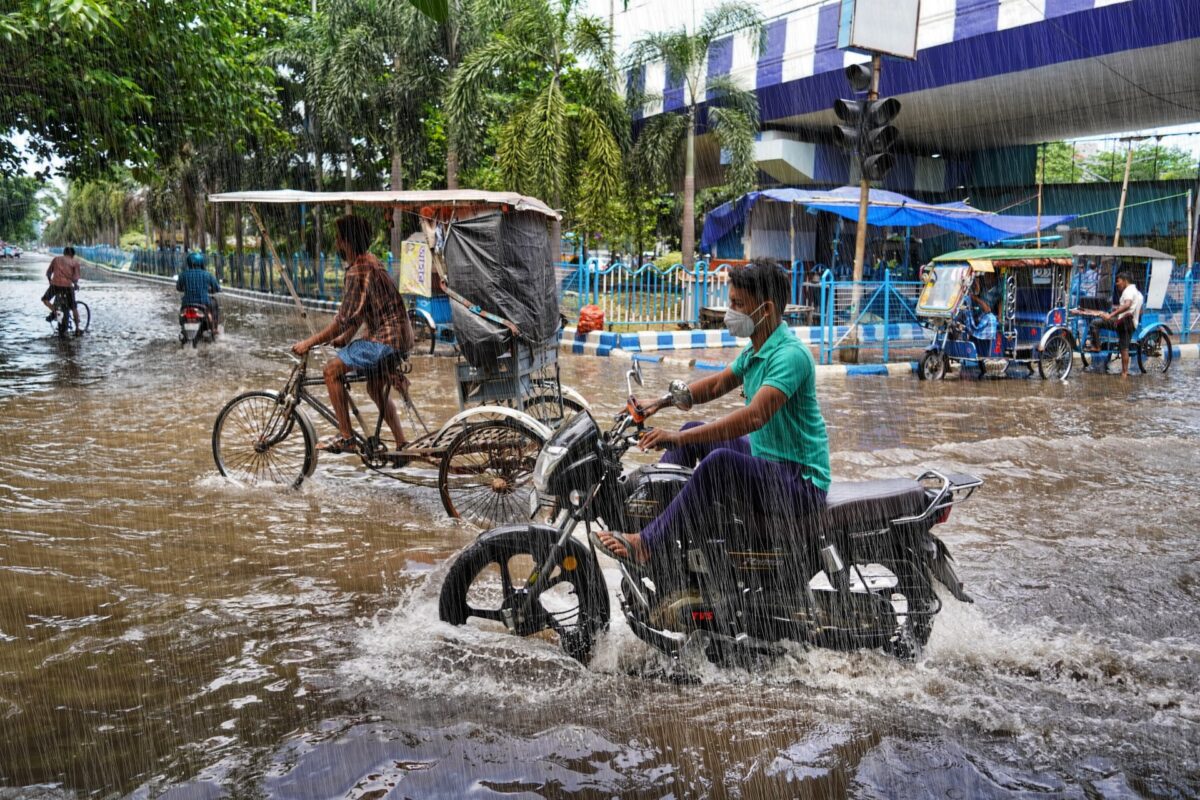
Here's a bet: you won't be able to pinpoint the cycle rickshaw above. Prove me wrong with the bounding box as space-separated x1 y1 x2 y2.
1066 245 1176 374
915 248 1077 380
207 190 588 528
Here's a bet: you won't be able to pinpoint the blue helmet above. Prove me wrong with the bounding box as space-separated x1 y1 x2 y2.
186 252 206 269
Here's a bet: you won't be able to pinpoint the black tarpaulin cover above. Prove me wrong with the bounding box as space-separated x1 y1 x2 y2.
443 211 559 367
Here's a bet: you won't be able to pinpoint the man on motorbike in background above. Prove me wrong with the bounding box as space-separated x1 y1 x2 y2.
596 260 831 566
176 252 222 332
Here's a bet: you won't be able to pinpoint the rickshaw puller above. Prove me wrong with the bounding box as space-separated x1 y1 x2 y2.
1085 271 1142 377
291 214 415 453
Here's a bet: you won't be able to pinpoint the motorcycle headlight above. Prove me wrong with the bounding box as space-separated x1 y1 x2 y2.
532 444 568 494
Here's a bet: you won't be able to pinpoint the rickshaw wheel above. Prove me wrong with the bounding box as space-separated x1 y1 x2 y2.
1037 332 1074 381
408 310 436 355
439 419 545 528
1137 330 1172 374
918 351 946 381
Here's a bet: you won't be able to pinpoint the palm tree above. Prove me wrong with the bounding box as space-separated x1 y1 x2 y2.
628 2 763 267
447 0 625 243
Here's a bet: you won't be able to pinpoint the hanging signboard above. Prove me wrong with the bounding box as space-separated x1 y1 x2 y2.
398 240 433 296
838 0 921 60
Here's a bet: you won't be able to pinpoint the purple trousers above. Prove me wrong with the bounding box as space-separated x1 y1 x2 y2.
640 422 827 551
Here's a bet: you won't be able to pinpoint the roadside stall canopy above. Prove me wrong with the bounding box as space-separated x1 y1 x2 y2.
700 187 1075 252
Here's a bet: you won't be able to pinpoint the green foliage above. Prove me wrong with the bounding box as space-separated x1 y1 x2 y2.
0 0 290 179
626 2 763 262
1037 140 1199 183
653 251 682 271
448 0 625 224
0 175 40 241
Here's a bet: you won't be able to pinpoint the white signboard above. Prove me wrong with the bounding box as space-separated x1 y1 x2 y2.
838 0 921 60
398 240 432 296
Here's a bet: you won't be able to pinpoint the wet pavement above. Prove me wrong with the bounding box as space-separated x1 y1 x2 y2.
1 254 1198 798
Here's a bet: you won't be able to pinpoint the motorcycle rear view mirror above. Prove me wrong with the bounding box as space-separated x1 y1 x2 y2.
667 379 693 411
626 361 644 395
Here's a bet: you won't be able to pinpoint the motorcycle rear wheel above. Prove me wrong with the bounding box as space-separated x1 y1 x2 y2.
439 529 609 663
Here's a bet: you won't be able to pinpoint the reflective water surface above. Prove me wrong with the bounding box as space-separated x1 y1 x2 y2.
1 255 1198 798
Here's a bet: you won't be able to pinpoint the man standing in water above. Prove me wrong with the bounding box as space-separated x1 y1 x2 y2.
594 261 831 566
291 215 414 454
1085 270 1143 377
41 246 83 334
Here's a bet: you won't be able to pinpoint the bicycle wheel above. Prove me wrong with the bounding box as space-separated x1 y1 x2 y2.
212 391 316 488
438 419 544 528
75 302 90 332
521 392 586 430
1137 330 1172 374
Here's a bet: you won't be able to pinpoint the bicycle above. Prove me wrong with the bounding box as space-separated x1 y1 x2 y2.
210 348 564 528
47 286 90 338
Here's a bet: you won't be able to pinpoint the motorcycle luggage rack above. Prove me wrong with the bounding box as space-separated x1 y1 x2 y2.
891 469 981 525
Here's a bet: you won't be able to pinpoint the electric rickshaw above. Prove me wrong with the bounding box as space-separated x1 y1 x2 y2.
1067 245 1176 374
915 249 1077 380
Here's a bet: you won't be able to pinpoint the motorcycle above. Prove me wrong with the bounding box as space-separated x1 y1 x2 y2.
179 305 216 348
438 363 980 667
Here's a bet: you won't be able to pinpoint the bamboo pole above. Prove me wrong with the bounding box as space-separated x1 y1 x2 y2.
1113 139 1136 247
248 203 314 334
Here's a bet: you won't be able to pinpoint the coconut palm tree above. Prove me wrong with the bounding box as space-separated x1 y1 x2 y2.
627 2 763 267
447 0 625 242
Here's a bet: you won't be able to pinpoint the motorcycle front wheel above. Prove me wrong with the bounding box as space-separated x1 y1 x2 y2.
439 527 609 663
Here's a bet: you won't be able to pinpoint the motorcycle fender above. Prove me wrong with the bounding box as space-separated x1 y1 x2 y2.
931 536 973 603
474 522 604 586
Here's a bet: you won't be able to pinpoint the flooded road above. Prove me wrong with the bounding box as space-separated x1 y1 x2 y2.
1 254 1198 798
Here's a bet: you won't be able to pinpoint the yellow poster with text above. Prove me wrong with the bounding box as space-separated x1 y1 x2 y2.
398 240 432 296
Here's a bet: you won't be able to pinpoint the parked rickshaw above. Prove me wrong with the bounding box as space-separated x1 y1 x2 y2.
915 248 1077 380
1066 245 1176 374
207 189 588 528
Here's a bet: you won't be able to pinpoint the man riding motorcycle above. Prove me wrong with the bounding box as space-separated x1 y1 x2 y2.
176 252 221 333
595 260 830 567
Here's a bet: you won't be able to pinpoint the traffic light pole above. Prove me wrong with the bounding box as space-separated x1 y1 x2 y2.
840 53 882 364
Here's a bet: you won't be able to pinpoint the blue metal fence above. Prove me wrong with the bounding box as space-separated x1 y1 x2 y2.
60 244 1200 352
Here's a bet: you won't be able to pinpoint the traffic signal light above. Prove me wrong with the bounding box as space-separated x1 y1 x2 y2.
832 65 901 182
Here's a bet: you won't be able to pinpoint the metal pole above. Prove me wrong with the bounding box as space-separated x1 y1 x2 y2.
842 52 881 364
1036 142 1045 249
1113 139 1135 247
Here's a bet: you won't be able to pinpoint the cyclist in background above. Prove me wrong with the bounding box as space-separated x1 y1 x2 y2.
42 246 83 335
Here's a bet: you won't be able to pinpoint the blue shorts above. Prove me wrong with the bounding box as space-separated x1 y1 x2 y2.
337 340 397 373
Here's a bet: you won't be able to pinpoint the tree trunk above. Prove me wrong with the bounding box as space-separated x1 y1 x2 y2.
446 145 459 190
390 145 403 265
344 140 353 215
195 190 207 253
681 107 696 268
214 202 224 281
235 202 244 289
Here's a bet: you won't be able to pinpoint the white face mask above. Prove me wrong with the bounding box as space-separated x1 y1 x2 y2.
724 302 766 338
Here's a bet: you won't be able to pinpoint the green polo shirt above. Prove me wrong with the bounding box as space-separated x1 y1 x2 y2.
730 322 831 491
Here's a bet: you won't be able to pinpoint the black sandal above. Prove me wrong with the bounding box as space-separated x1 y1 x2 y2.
317 435 357 454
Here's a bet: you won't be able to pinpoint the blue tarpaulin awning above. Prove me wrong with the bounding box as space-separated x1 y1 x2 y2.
700 187 1075 252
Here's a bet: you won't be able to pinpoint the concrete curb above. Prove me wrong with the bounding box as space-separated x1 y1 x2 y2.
561 322 929 353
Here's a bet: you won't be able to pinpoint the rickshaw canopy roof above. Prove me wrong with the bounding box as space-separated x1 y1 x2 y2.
933 248 1075 268
207 189 560 220
1065 245 1174 260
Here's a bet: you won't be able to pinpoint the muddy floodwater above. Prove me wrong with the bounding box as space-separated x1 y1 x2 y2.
1 254 1198 798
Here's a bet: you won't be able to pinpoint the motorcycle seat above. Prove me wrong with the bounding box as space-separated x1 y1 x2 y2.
821 479 927 531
